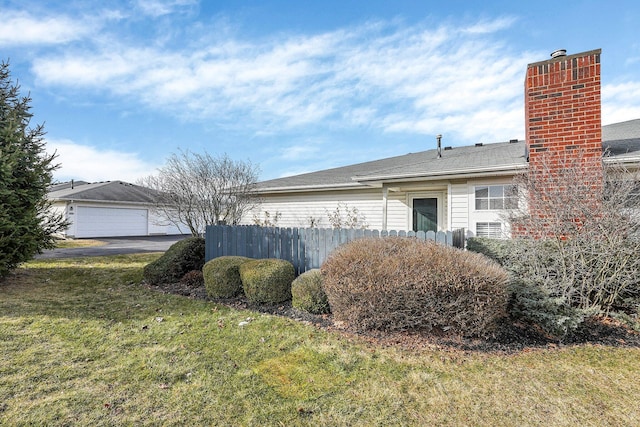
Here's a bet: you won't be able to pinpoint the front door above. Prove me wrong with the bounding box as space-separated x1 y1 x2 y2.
412 198 438 232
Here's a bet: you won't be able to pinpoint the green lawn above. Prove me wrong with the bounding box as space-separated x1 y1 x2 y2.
54 238 107 249
1 254 639 426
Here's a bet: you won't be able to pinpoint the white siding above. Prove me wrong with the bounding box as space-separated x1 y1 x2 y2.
148 210 188 235
249 176 522 234
250 185 451 232
450 182 470 230
467 178 516 237
245 189 384 229
385 192 409 230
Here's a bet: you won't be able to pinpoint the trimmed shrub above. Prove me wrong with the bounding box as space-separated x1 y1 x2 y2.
466 237 515 266
143 237 205 285
321 237 509 337
180 270 204 287
291 269 330 314
203 256 252 298
239 258 295 304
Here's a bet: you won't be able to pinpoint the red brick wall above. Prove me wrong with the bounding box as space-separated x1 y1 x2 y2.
522 49 604 235
525 49 602 166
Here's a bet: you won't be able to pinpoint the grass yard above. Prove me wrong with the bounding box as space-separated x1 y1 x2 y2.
54 238 107 249
1 254 639 426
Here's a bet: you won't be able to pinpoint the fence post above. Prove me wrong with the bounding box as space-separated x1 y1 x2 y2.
452 228 466 249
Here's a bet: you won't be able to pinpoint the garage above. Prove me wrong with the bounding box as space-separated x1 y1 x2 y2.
75 206 149 238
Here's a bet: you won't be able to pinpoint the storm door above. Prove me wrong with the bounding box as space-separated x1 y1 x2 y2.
412 198 438 232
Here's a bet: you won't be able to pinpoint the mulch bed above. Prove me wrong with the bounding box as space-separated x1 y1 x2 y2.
146 280 640 355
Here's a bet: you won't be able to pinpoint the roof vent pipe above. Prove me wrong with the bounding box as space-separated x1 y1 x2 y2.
550 49 567 58
436 134 442 158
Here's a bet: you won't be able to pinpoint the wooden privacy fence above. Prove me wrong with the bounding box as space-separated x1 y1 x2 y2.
205 225 465 275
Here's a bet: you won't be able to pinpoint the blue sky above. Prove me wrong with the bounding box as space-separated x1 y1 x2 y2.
2 0 640 182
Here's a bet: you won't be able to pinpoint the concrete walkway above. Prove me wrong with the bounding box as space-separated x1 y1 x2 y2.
36 235 191 259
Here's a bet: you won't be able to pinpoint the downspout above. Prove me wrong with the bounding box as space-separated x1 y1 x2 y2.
382 186 388 231
447 183 452 231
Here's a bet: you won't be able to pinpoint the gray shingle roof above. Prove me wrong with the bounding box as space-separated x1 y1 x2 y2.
256 119 640 193
48 181 158 204
603 119 640 162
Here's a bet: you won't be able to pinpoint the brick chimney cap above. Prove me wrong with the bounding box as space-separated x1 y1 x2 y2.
550 49 567 58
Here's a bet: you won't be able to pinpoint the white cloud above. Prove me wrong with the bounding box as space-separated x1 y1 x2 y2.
39 14 630 149
31 16 535 145
461 16 517 34
279 142 323 161
135 0 198 17
0 10 93 46
47 139 158 183
602 82 640 124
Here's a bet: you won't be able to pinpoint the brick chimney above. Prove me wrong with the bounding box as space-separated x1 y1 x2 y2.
525 48 602 167
521 49 604 234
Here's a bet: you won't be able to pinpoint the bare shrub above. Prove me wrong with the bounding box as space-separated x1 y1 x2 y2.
252 211 281 227
503 152 640 338
180 270 204 287
321 237 509 337
326 203 368 229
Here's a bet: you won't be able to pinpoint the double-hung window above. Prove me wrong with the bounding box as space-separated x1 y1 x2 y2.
475 185 518 210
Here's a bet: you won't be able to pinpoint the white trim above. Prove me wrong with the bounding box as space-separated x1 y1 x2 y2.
447 183 452 230
407 191 445 232
354 164 526 183
382 186 389 231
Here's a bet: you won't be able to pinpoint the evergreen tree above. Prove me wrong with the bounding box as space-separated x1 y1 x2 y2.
0 60 67 278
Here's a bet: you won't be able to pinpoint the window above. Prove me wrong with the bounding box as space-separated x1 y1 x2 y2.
476 222 503 238
475 185 518 210
412 198 438 232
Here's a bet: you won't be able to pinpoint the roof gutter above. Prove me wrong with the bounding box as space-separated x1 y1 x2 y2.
254 182 370 195
603 155 640 168
254 156 639 194
352 163 529 185
255 163 528 194
48 197 157 206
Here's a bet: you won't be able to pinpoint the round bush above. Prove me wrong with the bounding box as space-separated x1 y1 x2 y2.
239 258 295 304
291 269 330 314
203 256 252 298
321 237 509 337
143 237 205 285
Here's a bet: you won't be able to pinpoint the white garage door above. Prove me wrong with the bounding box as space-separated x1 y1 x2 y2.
75 206 148 238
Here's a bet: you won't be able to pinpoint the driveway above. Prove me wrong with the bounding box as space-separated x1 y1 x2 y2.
36 235 191 259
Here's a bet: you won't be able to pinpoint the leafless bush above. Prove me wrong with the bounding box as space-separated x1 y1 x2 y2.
326 203 368 229
321 237 509 337
503 152 640 337
252 210 281 227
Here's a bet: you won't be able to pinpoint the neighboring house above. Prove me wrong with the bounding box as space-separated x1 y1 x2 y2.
48 180 186 238
243 49 640 237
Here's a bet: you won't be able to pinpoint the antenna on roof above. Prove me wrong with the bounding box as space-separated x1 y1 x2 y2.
436 134 442 159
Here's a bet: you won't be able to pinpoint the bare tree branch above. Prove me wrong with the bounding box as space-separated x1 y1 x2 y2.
504 150 640 321
139 150 260 236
